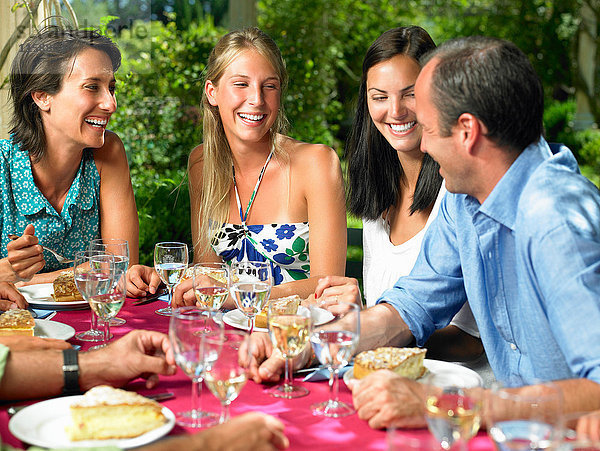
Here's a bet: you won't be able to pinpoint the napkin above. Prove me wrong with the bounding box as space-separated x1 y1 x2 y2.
301 364 353 382
30 309 55 319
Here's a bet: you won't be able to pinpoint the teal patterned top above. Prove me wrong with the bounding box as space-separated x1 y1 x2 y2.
0 138 101 272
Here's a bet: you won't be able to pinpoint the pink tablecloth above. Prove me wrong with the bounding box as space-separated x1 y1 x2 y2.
0 298 495 450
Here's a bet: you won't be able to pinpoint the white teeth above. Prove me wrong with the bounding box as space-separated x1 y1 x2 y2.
239 113 265 121
390 121 416 132
85 118 107 126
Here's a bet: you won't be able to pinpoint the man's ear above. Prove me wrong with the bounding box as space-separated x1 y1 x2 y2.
456 113 487 155
31 91 51 112
205 80 218 107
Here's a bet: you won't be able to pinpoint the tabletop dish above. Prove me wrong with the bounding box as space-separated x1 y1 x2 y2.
343 359 483 388
18 283 88 310
223 305 334 333
9 395 175 449
34 319 76 340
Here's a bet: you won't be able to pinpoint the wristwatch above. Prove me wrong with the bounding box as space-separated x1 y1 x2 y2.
62 348 80 396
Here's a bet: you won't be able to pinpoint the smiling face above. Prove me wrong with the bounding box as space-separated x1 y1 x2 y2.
205 48 281 148
366 54 422 156
38 47 116 152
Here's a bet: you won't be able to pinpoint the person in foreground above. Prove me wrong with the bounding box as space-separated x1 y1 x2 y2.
127 27 346 306
252 36 600 429
0 330 288 450
0 26 139 284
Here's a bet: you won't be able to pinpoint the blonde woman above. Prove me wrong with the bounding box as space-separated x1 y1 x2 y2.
127 28 347 306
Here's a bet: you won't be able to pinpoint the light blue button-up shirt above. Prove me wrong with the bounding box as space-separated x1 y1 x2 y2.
378 138 600 387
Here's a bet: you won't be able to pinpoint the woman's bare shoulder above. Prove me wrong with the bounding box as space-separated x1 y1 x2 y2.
282 136 338 167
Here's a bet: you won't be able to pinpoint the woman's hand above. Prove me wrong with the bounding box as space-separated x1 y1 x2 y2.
5 224 45 282
126 265 162 297
577 410 600 443
0 281 28 309
172 277 196 308
304 276 363 315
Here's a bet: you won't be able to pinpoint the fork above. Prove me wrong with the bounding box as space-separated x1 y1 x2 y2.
7 234 74 265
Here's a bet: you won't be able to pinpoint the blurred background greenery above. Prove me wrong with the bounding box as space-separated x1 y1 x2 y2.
4 0 599 265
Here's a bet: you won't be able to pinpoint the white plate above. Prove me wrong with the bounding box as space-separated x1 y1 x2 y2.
19 283 89 310
9 395 175 449
223 305 334 332
343 358 483 388
34 319 75 340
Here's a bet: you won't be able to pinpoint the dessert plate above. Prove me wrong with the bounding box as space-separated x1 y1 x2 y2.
18 283 88 310
34 319 75 340
343 359 483 389
223 305 334 333
9 395 175 449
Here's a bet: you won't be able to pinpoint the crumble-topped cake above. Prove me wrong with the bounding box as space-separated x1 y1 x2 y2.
0 309 35 336
52 271 84 302
256 294 301 329
353 347 427 380
68 385 167 441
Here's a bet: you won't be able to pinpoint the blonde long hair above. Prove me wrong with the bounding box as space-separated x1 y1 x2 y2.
194 27 289 256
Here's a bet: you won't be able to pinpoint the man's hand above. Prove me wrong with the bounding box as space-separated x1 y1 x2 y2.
577 411 600 443
172 277 195 308
126 265 162 298
5 224 45 282
0 282 28 309
80 330 177 391
349 370 426 429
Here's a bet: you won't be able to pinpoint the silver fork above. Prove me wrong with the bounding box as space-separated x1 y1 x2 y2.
8 234 74 265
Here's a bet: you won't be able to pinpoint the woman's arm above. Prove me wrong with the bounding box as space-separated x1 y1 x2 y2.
94 131 139 265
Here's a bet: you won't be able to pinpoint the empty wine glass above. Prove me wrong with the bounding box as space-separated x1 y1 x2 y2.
154 242 189 316
202 329 251 424
267 303 312 398
487 381 563 451
90 238 129 326
229 261 272 334
73 250 115 347
423 373 483 450
169 306 223 428
309 302 360 416
192 262 230 311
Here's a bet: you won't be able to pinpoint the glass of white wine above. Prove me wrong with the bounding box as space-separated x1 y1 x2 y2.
169 306 223 428
309 302 360 416
192 262 229 311
89 238 129 326
424 373 483 451
154 242 188 316
487 381 563 451
229 261 272 334
202 329 251 424
267 303 312 398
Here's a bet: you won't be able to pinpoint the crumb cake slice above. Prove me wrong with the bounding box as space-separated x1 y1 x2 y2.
52 271 84 302
353 347 427 380
68 386 167 441
0 309 34 336
255 295 301 329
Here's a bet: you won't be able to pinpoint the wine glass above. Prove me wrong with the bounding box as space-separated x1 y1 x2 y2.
168 306 223 428
154 242 189 316
309 302 360 416
202 329 251 424
192 262 230 311
423 373 483 450
229 261 272 334
89 238 129 326
73 250 115 346
87 268 126 350
487 381 563 451
267 303 312 398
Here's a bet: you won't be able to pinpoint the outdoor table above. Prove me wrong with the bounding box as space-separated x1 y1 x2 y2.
0 298 496 450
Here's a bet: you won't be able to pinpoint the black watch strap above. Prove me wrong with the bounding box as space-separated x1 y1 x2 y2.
62 348 80 396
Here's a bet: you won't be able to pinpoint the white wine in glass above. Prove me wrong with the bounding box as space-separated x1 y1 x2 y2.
229 261 272 333
192 262 229 311
154 242 188 316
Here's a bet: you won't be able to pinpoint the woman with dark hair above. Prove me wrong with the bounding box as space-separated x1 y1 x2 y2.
314 26 485 365
0 26 138 283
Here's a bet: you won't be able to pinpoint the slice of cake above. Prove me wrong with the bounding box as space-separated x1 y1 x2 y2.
0 309 35 336
68 386 167 441
353 347 427 380
255 295 301 329
52 271 84 302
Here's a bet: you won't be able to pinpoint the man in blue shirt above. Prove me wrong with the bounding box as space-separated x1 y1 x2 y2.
252 36 600 429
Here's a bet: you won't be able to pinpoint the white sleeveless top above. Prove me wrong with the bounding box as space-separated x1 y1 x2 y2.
362 183 479 338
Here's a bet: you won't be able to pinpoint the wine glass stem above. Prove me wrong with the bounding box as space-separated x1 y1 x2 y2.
328 367 340 403
191 378 202 427
284 357 293 388
167 285 174 307
103 317 110 346
220 402 230 424
90 310 98 331
248 317 254 335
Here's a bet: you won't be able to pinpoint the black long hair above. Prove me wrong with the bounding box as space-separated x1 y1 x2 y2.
346 26 442 220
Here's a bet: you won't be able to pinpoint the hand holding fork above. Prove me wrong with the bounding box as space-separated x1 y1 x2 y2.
5 225 48 282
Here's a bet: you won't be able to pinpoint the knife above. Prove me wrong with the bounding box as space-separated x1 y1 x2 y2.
145 392 175 402
133 288 167 306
